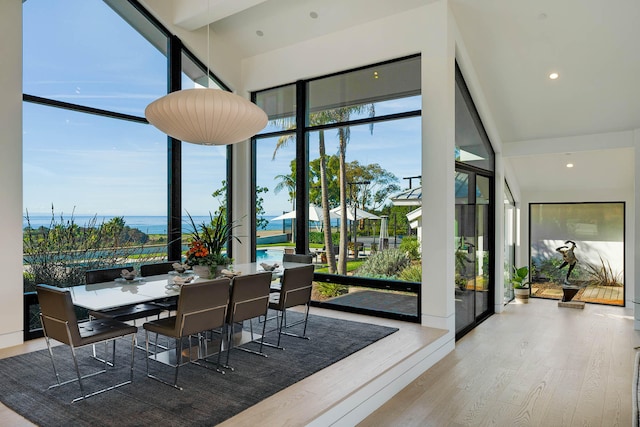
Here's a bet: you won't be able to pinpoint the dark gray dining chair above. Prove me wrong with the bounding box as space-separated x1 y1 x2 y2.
85 266 164 324
36 284 137 403
143 278 231 390
270 253 314 292
225 271 273 370
267 264 315 349
140 261 177 277
140 261 180 312
283 253 313 264
85 266 164 357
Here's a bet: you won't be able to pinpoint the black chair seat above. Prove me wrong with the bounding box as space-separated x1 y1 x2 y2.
89 304 164 323
151 296 179 312
77 319 138 346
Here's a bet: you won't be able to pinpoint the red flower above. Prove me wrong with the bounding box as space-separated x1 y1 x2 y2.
186 239 209 262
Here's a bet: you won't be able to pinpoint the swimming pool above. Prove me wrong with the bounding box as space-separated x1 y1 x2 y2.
256 248 284 264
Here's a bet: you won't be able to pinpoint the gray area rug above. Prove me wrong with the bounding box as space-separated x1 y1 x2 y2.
0 312 397 427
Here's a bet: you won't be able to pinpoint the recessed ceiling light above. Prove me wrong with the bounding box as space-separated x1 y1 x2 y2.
549 72 559 80
310 11 318 19
373 71 379 79
566 163 574 168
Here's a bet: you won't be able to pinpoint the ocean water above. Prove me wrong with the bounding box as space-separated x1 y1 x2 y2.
23 214 291 235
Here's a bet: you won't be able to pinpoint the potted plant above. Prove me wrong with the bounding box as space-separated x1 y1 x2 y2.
185 210 241 278
511 265 531 303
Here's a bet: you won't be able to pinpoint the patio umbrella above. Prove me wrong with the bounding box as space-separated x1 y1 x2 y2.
271 204 336 222
330 206 380 221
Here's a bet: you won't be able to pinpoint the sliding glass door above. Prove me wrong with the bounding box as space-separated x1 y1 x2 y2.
455 169 493 337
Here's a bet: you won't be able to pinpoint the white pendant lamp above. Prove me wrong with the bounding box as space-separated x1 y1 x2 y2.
145 2 267 146
145 88 268 145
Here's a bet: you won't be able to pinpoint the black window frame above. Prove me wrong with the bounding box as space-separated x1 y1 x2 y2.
251 55 423 323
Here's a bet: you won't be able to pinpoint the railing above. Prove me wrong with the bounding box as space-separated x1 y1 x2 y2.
311 273 421 323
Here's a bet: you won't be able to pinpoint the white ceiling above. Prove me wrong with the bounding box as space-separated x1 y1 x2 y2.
171 0 639 196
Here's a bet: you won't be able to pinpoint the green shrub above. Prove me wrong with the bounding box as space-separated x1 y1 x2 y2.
309 231 339 245
357 248 411 279
399 236 420 260
399 263 422 282
315 282 348 298
23 209 157 290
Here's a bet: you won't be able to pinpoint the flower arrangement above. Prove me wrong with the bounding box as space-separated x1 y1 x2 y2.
184 209 240 270
185 239 217 266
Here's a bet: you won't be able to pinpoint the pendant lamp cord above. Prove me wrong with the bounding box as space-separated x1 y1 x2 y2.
207 0 211 89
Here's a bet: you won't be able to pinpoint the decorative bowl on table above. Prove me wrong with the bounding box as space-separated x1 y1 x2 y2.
121 269 138 281
172 262 190 274
220 269 241 278
260 262 279 272
168 275 195 289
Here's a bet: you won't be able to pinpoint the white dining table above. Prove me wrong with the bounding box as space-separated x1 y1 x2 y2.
69 261 307 312
69 273 180 311
69 261 310 365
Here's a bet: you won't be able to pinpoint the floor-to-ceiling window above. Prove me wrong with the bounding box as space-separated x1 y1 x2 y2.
22 0 169 271
22 0 234 336
504 183 516 303
254 56 422 322
23 0 232 259
454 64 495 338
529 202 625 306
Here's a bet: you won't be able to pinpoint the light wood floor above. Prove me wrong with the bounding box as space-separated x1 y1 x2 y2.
1 299 637 426
360 298 640 427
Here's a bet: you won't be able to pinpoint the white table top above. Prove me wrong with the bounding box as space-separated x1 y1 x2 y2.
69 274 179 311
227 261 305 276
69 261 310 311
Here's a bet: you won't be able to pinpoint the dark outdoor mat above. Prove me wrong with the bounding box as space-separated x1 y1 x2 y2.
0 312 397 427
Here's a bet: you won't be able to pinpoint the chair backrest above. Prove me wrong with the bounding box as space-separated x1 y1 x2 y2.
175 278 230 337
283 253 313 264
278 264 315 310
85 266 133 284
140 261 176 277
228 272 272 323
36 284 81 346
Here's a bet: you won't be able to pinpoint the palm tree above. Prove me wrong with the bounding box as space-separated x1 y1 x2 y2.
272 125 338 273
274 171 296 210
271 104 375 275
330 106 375 275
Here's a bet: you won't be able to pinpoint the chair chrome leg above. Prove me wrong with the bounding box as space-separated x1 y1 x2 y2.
145 330 150 377
173 337 181 388
145 332 183 390
261 310 286 350
277 310 284 347
130 333 135 382
224 321 234 369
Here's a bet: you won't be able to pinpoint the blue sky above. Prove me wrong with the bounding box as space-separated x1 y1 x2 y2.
22 1 421 218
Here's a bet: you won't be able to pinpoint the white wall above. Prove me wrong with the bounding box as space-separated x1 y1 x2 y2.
0 1 25 349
